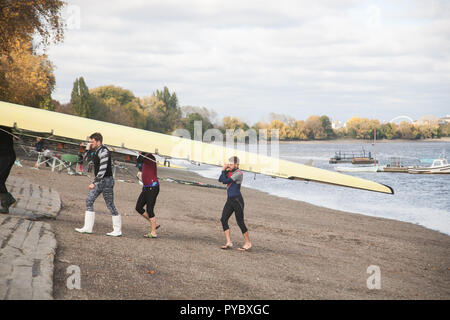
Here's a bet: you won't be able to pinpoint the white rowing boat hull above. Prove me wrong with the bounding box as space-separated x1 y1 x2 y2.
408 165 450 174
335 166 383 173
0 101 394 194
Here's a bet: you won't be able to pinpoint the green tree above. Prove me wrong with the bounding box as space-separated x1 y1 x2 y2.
152 87 182 133
380 123 397 139
183 113 206 138
439 123 450 137
70 77 92 118
319 115 334 139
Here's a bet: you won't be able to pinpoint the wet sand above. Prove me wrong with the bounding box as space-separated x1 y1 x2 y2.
9 161 450 299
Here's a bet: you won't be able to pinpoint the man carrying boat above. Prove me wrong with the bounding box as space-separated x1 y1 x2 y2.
75 132 122 236
0 126 16 214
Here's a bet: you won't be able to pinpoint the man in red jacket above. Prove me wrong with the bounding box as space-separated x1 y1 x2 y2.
135 152 160 238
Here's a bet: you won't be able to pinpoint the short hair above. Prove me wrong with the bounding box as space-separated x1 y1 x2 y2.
90 132 103 143
229 156 239 165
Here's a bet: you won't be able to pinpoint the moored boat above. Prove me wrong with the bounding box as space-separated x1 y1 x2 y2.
408 158 450 174
335 165 384 173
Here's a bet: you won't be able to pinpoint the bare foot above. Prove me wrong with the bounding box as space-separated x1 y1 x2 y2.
221 242 233 250
237 244 252 251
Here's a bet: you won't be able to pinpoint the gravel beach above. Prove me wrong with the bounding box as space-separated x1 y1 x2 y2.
8 161 450 299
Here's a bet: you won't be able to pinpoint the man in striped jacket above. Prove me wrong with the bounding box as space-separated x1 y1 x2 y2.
75 132 122 237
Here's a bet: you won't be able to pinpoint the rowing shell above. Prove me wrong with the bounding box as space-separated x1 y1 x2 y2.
0 101 393 194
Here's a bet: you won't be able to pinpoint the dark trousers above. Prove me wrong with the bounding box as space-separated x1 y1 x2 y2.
86 176 119 216
135 185 160 218
0 153 16 194
221 195 248 234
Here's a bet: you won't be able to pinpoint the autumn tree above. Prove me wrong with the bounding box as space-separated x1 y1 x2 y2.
0 0 65 54
268 120 288 140
0 40 56 109
222 117 250 131
345 117 379 139
305 115 327 140
417 124 439 139
287 120 309 140
0 0 65 107
90 85 147 128
397 121 420 139
90 85 135 106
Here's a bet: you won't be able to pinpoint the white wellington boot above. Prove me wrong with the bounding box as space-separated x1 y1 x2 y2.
75 211 95 234
106 215 122 237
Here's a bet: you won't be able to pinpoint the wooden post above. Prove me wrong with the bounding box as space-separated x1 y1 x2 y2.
374 128 377 165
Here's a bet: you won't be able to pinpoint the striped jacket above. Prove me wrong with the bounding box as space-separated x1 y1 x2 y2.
93 145 113 184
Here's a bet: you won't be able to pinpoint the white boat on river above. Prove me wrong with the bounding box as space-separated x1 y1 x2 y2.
335 165 384 173
408 158 450 174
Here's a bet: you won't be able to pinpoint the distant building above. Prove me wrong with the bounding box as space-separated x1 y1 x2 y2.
438 115 450 125
415 115 439 126
332 120 345 129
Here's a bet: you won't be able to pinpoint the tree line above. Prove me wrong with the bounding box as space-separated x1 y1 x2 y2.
61 78 450 141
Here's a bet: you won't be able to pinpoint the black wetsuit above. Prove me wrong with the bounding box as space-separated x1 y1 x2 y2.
218 169 248 234
0 126 16 194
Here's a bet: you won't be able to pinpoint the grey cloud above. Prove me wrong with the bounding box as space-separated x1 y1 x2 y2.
49 0 450 123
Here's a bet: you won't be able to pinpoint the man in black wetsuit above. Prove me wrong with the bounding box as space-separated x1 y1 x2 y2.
218 156 252 251
0 126 17 214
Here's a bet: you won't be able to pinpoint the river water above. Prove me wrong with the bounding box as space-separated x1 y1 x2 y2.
178 140 450 236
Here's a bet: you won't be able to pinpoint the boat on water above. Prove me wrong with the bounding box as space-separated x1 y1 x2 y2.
408 158 450 174
381 157 411 173
335 165 384 173
329 149 377 164
330 129 379 165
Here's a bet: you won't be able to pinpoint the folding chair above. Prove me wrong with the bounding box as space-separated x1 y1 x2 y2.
58 154 80 175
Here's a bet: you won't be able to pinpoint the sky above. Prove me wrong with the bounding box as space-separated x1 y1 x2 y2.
47 0 450 124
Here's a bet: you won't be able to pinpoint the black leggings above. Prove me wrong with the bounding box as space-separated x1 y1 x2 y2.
135 185 159 218
221 195 248 234
0 154 16 194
